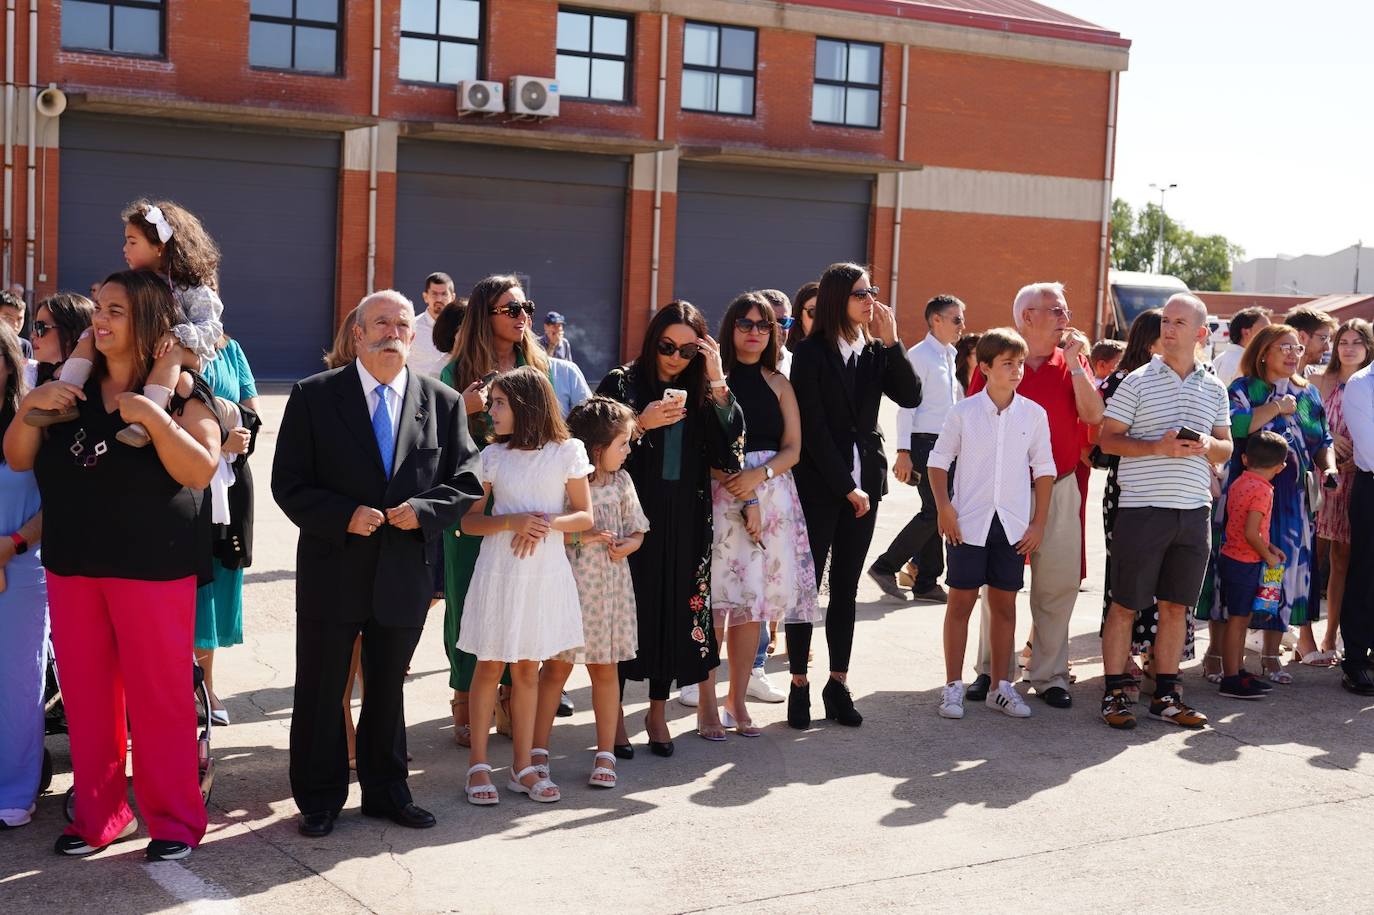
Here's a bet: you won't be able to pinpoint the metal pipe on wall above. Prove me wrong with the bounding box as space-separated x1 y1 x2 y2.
3 0 15 289
24 0 37 298
889 44 909 318
366 0 381 295
648 12 667 315
1093 69 1118 339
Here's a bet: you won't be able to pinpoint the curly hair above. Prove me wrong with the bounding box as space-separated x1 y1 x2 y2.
567 395 636 472
122 198 221 291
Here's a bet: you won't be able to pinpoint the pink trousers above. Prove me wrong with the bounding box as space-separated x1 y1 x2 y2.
47 573 207 847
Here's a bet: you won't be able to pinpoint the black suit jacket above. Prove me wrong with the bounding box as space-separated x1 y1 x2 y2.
271 361 482 628
790 334 922 503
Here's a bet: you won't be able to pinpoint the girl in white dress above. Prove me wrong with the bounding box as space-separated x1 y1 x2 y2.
458 367 594 806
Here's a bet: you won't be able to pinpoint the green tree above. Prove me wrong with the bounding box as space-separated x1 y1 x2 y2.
1109 198 1243 291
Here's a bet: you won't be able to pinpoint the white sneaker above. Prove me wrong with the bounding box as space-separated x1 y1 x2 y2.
986 680 1032 718
938 680 966 719
0 804 35 827
746 667 786 703
678 683 699 707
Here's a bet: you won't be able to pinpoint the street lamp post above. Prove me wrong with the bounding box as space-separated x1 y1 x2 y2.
1149 182 1177 273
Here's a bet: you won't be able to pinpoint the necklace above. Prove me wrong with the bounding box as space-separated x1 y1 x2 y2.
70 428 108 468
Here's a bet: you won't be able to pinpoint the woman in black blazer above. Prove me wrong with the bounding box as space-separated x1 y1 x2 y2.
787 263 921 728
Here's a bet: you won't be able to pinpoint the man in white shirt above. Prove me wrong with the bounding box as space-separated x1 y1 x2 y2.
1211 307 1270 386
868 295 966 602
1338 363 1374 695
409 272 456 378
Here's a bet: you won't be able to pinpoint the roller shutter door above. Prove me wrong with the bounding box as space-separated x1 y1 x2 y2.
674 165 872 324
394 141 627 381
58 114 339 380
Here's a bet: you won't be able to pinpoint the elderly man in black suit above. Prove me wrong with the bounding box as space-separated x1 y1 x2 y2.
272 289 481 837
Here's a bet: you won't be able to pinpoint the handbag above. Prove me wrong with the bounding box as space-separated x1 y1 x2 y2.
1303 468 1324 516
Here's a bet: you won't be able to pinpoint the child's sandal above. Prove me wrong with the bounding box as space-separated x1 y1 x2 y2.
450 698 471 748
530 748 551 780
507 765 560 803
465 764 499 806
1201 653 1224 685
1262 654 1293 685
588 751 617 789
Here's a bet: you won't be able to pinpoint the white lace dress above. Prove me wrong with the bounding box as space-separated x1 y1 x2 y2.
457 438 594 662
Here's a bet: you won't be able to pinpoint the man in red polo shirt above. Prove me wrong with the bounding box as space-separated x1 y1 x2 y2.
964 282 1104 709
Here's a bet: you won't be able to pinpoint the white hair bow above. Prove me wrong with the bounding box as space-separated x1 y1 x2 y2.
143 206 175 243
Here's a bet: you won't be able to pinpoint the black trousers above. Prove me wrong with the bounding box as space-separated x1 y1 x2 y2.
872 433 946 590
787 487 880 676
290 617 422 817
1340 471 1374 676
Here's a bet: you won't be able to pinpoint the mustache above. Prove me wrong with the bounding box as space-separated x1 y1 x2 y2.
368 339 408 353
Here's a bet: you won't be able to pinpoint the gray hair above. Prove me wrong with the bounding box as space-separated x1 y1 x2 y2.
1164 292 1208 326
357 289 415 323
1011 282 1066 329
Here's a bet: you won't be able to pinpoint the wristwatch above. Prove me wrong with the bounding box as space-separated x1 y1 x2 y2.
9 532 27 555
763 464 775 481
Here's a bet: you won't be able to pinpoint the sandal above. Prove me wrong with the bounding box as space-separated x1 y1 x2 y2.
450 697 471 748
465 763 499 806
495 688 512 738
507 765 560 803
530 748 551 780
696 713 727 741
1262 654 1294 685
588 751 617 789
720 707 761 737
1298 649 1340 668
1201 653 1223 685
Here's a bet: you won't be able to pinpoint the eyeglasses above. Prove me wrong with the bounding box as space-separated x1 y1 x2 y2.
778 316 796 330
489 302 535 319
734 318 775 334
850 286 880 300
1032 306 1072 319
32 319 52 338
1276 343 1306 355
656 339 700 360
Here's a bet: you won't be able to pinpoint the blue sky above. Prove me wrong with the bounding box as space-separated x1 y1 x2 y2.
1046 0 1372 262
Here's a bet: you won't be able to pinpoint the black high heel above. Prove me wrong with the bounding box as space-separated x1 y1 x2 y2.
613 743 635 760
648 739 674 758
787 682 811 730
822 677 863 727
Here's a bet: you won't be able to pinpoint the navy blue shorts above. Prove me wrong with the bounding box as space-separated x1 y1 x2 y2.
946 515 1025 593
1216 553 1262 619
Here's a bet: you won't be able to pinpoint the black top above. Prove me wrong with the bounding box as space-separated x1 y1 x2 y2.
730 361 782 453
35 374 217 583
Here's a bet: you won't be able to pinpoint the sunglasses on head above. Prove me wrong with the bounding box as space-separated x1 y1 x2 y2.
489 302 535 319
32 319 53 338
849 286 880 300
734 318 775 334
656 339 700 360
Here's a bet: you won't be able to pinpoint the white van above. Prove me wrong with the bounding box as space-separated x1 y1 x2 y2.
1107 270 1190 336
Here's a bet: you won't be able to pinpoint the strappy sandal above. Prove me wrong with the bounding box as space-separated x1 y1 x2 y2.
1262 654 1294 685
465 763 499 806
719 707 761 737
508 765 560 803
1298 649 1340 668
450 697 471 748
588 751 617 789
530 748 551 780
1201 653 1224 685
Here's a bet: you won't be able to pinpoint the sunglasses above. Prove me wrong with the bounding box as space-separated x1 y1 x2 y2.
656 339 700 360
850 286 880 300
1276 343 1306 355
489 302 535 319
32 319 53 338
778 316 796 330
803 307 816 318
734 318 776 334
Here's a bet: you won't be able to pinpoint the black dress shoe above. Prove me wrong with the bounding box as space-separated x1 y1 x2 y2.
557 691 575 718
965 674 991 702
613 743 635 760
821 677 863 727
1039 686 1072 709
647 739 674 758
1341 670 1374 696
298 812 336 838
361 802 436 829
787 682 810 730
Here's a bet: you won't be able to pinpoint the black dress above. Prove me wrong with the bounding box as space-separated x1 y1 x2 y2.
597 364 744 690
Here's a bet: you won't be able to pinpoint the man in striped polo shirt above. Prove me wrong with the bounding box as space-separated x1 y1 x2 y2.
1098 293 1233 730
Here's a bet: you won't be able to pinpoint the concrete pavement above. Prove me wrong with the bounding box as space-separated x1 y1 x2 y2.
2 389 1371 914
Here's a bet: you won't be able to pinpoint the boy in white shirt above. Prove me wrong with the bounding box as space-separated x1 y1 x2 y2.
928 328 1057 719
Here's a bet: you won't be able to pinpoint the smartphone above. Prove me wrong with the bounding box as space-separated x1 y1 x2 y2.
663 387 688 409
1175 426 1202 442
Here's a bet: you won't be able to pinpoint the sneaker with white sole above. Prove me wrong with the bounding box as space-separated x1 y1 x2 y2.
986 680 1032 718
938 680 966 719
54 818 138 856
0 804 36 828
746 667 786 703
677 683 699 708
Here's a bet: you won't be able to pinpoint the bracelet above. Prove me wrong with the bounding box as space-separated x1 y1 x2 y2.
709 379 728 390
743 498 760 507
1070 366 1086 377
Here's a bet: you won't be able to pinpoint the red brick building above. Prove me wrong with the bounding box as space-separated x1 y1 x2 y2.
0 1 1129 378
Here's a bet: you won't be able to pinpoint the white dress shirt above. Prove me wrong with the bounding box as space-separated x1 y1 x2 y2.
896 333 961 444
1211 343 1244 387
927 390 1057 546
356 359 407 445
837 334 865 491
1344 363 1374 472
408 309 449 378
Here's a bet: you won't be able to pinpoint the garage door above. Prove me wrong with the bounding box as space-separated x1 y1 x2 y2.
674 165 872 325
394 141 627 381
58 114 339 380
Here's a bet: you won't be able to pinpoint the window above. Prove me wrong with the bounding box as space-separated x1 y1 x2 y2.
812 38 882 128
681 22 755 116
249 0 343 74
556 8 632 103
399 0 482 84
62 0 163 57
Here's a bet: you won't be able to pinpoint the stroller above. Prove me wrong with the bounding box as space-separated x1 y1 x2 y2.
42 647 216 821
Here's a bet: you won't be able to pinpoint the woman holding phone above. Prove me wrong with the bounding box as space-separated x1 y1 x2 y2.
597 301 744 751
787 263 920 729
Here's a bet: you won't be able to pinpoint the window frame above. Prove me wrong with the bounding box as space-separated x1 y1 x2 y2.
60 0 166 59
248 0 346 77
811 37 884 130
397 0 486 87
554 6 634 105
680 20 757 118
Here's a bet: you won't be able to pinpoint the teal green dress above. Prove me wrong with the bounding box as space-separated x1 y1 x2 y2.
194 339 258 650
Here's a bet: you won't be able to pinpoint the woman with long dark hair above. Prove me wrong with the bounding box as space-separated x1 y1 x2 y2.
787 281 819 354
786 263 920 728
597 301 744 751
30 293 95 383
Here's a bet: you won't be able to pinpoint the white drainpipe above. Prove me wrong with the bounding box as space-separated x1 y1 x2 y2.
889 44 909 318
649 12 667 315
1094 70 1118 338
3 0 15 289
24 0 37 297
366 0 381 295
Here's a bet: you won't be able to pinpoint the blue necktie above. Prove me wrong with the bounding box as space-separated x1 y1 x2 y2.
372 384 395 478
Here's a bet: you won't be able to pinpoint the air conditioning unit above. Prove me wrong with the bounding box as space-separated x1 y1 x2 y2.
457 80 504 115
509 76 559 117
